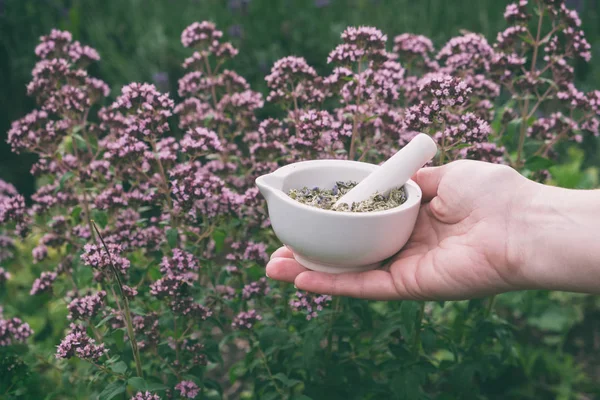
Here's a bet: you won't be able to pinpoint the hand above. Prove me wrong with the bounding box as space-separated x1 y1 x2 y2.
266 160 535 301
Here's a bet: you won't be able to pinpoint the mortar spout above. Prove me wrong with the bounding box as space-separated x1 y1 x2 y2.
255 173 284 201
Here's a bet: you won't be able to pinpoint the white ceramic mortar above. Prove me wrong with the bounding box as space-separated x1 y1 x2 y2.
256 160 422 274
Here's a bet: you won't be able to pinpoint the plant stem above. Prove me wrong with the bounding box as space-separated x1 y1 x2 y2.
203 57 219 110
439 130 447 165
327 297 340 359
174 316 180 365
517 5 544 166
150 139 174 213
348 60 364 160
89 360 127 380
257 345 285 397
485 295 496 318
91 221 143 378
413 302 426 354
71 128 96 242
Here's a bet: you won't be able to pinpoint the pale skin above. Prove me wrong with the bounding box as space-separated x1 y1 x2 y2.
266 160 600 300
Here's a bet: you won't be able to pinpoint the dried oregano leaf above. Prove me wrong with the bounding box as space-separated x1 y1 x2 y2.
287 181 407 212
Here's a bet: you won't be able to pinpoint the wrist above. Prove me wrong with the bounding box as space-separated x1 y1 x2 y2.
511 180 600 293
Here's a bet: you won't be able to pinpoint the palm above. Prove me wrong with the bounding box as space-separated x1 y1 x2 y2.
388 205 512 300
266 160 528 300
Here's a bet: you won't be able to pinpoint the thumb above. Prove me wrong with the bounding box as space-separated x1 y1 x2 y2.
412 165 448 202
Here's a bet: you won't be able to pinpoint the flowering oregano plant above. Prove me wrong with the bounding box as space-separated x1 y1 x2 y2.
0 1 598 398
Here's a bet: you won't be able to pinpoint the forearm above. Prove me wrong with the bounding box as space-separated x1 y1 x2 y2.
516 181 600 293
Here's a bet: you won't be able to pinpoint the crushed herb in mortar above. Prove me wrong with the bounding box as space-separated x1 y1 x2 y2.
288 181 407 212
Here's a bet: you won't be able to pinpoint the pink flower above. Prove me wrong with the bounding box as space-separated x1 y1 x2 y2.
175 380 200 399
290 291 332 320
30 271 57 295
130 392 161 400
56 324 107 360
0 316 33 346
67 291 106 320
181 21 222 48
231 310 262 330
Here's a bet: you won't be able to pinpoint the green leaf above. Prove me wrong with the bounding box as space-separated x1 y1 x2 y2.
528 307 576 332
129 307 146 316
110 361 127 374
113 329 125 351
229 360 247 384
258 327 289 348
212 229 226 253
292 396 313 400
72 133 88 151
166 228 178 249
148 264 162 281
363 114 379 123
95 314 114 329
128 377 167 392
91 209 108 229
128 377 146 391
56 172 74 193
98 381 126 400
145 382 168 392
261 392 280 400
203 379 223 395
273 373 302 388
399 301 419 339
302 326 324 370
525 156 554 171
502 119 520 145
71 206 82 223
421 328 437 352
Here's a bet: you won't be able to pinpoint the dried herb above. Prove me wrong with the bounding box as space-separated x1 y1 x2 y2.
287 181 407 212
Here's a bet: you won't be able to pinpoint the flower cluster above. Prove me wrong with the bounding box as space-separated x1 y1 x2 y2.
0 316 33 346
231 310 262 330
0 192 26 224
67 291 106 320
437 33 494 71
265 56 323 104
242 277 270 300
175 380 200 399
131 392 161 400
30 271 58 295
289 291 332 320
393 34 435 68
160 248 199 275
56 324 108 360
81 244 131 275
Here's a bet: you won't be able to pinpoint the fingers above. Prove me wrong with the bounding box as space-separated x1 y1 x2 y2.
413 165 447 202
270 246 293 260
294 269 402 301
266 256 309 283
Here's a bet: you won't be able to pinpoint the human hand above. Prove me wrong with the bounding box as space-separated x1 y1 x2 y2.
266 160 536 300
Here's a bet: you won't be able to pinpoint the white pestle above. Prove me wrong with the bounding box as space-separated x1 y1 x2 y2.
333 133 438 208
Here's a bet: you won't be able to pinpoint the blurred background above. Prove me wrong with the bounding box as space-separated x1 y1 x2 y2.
1 0 599 197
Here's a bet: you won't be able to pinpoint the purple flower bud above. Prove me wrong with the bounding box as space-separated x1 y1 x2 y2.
30 271 57 295
175 380 200 399
67 291 106 320
56 324 107 360
290 291 332 320
130 392 161 400
231 310 262 330
0 316 33 346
